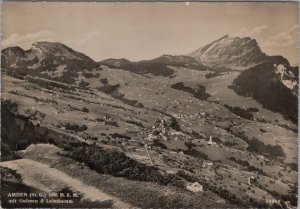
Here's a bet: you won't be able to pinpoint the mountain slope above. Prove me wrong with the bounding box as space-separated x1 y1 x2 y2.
99 55 209 77
231 56 298 124
187 35 298 123
188 35 268 69
1 42 99 84
149 54 208 70
99 58 175 77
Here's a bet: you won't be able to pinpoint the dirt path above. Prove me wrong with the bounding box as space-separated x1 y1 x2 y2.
0 159 133 209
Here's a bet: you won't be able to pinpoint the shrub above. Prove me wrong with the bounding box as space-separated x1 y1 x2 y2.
79 79 89 88
247 138 285 159
65 144 178 185
171 82 210 100
82 107 89 113
64 123 88 132
224 104 253 120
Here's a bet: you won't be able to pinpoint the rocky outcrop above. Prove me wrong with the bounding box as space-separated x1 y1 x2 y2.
188 35 268 69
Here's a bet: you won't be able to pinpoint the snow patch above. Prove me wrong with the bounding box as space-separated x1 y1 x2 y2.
274 64 297 89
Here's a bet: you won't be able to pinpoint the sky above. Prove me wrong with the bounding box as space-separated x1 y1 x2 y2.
2 2 299 65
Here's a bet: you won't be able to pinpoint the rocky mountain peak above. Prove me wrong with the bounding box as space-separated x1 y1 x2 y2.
188 35 267 69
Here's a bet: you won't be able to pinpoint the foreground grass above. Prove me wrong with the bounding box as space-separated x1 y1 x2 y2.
22 144 232 209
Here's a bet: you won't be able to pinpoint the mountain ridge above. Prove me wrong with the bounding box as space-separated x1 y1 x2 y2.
2 37 298 110
188 35 268 70
2 41 98 71
2 35 297 71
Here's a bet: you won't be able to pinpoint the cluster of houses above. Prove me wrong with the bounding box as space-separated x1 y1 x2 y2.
186 182 203 193
172 112 208 122
144 117 192 144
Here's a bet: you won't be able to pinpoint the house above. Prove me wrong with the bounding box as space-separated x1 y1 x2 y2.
146 133 156 141
166 170 176 175
257 155 265 160
32 120 41 126
207 162 213 166
186 182 203 193
170 131 184 136
248 176 255 186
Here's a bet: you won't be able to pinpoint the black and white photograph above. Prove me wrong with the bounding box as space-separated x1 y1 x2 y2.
0 2 298 208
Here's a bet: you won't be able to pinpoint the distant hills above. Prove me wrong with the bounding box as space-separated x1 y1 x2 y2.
99 54 208 77
2 41 98 71
1 41 99 84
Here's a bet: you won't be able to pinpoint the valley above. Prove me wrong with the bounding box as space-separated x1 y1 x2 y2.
1 35 298 208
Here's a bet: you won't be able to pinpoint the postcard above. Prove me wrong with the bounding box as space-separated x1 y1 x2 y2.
1 2 298 208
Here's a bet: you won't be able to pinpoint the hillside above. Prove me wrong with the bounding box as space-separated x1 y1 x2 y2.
1 37 298 208
1 42 99 84
99 54 208 77
231 56 298 124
